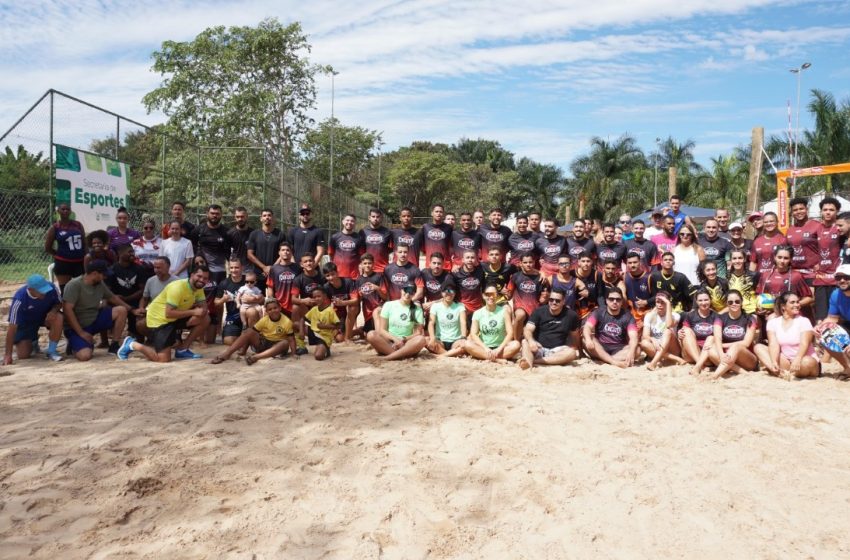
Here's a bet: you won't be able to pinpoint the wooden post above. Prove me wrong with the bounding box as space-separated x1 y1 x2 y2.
668 166 677 197
746 126 764 238
564 204 571 225
578 195 586 218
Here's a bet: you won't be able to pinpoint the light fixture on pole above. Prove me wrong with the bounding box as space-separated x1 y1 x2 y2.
653 137 661 208
789 62 811 197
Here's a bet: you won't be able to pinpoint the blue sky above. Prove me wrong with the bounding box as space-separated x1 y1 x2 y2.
1 0 849 171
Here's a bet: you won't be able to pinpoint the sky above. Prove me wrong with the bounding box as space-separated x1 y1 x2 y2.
1 0 849 173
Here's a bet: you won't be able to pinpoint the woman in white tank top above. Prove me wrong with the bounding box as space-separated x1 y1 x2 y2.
673 224 705 285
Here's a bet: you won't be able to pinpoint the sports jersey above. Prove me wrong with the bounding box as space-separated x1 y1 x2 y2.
292 272 323 302
380 299 424 338
430 300 465 342
451 229 481 268
714 312 756 344
698 234 734 278
528 305 580 349
355 273 385 322
482 262 514 303
192 223 230 273
728 270 760 314
682 309 717 343
550 274 580 309
132 236 161 267
669 210 688 235
596 242 627 269
305 304 340 346
453 265 485 313
815 222 841 287
624 238 657 270
477 223 512 260
757 268 812 300
624 271 652 323
359 226 393 273
587 308 636 353
107 227 141 252
575 269 602 318
246 228 285 270
749 233 787 275
535 235 568 277
253 313 294 342
509 270 544 316
391 227 420 263
507 231 538 266
146 278 205 329
700 278 729 312
267 262 301 312
421 268 454 301
472 305 508 348
53 220 85 262
227 225 253 266
650 233 678 263
8 285 60 327
328 231 363 279
567 237 596 263
649 270 693 312
288 225 326 262
383 262 423 301
785 219 821 278
416 223 453 270
324 277 354 303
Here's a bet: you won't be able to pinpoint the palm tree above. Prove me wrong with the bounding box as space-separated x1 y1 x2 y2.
516 157 565 220
649 136 703 201
569 135 646 221
800 89 850 192
688 155 749 215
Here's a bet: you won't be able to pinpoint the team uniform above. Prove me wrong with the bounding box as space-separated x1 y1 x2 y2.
267 262 301 315
624 271 653 328
305 304 340 350
508 270 545 316
567 237 596 264
550 274 580 309
624 238 657 271
596 242 627 270
507 231 538 267
786 219 821 284
421 268 455 302
52 220 86 277
681 309 717 347
477 223 512 261
757 268 812 301
453 266 486 315
715 313 756 347
450 229 481 269
698 234 734 278
586 308 637 355
383 262 424 301
390 227 420 264
535 235 568 277
700 278 729 313
252 313 295 352
814 222 841 320
355 273 385 331
575 269 602 319
482 262 515 304
107 227 141 252
325 277 355 324
416 223 453 271
472 305 509 349
328 231 364 279
750 233 788 275
292 272 324 308
649 269 693 312
360 226 393 273
728 270 760 314
430 300 466 349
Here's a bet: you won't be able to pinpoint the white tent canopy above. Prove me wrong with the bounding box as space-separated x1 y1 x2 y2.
761 190 850 219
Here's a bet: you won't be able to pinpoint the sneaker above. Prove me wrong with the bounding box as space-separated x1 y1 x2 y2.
295 347 308 356
117 336 135 361
46 351 64 363
174 348 202 360
107 341 120 355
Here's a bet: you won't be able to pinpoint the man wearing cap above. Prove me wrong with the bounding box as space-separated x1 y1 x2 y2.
819 264 850 376
644 210 664 239
748 212 764 237
728 222 752 253
288 203 326 265
62 260 136 361
4 275 64 364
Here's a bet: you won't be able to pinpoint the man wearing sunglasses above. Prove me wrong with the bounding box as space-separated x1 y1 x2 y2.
820 264 850 377
583 287 639 368
518 287 581 370
288 203 326 266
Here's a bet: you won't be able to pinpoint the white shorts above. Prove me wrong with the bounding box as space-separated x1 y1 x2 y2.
534 345 569 359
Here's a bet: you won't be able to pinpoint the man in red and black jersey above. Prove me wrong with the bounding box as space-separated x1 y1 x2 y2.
624 220 657 271
391 207 420 265
266 242 301 317
329 214 364 280
507 214 538 267
421 252 455 313
322 262 359 341
624 253 653 329
814 197 842 321
291 252 324 354
596 223 627 271
535 218 568 279
359 208 393 273
786 197 822 286
450 212 481 271
452 249 485 317
507 253 547 340
415 204 453 271
353 253 386 336
567 219 596 268
574 252 602 320
382 244 424 302
477 207 512 261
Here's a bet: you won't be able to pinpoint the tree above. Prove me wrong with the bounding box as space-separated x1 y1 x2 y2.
462 164 523 215
90 128 164 207
299 118 381 195
385 149 469 216
569 135 646 220
515 158 565 220
143 18 330 164
800 89 850 192
453 138 516 172
0 145 50 193
688 155 748 212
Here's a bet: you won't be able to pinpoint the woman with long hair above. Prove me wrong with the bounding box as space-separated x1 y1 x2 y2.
367 284 427 360
754 291 819 379
727 248 759 314
465 285 521 362
756 245 813 316
700 289 759 378
696 260 728 313
673 223 705 286
680 290 717 373
640 291 685 370
749 212 787 276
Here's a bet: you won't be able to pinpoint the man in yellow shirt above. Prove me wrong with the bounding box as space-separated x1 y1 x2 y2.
304 287 340 361
117 266 211 362
210 298 296 365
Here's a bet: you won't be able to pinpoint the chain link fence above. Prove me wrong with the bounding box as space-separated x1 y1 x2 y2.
0 89 372 284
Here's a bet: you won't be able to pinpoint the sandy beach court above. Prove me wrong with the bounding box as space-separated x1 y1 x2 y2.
2 344 850 558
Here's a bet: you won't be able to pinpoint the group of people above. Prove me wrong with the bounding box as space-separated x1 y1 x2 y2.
6 194 850 378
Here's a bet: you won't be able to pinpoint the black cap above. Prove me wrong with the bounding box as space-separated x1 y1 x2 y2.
86 259 109 274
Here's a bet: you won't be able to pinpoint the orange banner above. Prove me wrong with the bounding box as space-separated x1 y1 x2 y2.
776 162 850 232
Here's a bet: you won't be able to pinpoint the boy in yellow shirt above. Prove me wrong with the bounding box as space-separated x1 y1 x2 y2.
304 287 340 361
210 298 296 365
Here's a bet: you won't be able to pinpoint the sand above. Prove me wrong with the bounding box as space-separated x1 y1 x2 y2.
2 343 850 559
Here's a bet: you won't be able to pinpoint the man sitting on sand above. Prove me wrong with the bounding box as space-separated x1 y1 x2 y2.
210 298 296 365
518 287 581 370
116 266 211 362
4 274 64 364
583 287 639 369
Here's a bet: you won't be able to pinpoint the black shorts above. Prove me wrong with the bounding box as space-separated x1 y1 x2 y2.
53 259 83 278
307 328 331 356
254 335 276 353
815 286 836 321
362 318 375 333
442 340 460 351
222 319 243 338
148 318 190 352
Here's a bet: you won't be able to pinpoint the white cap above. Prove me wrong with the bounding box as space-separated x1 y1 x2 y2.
836 264 850 277
729 222 743 230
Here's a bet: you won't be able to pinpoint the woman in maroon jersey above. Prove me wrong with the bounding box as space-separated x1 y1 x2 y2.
749 212 787 276
756 245 813 317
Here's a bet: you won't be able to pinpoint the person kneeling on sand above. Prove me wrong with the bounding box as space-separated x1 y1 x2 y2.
366 284 427 360
426 285 467 357
583 287 639 369
210 298 296 365
4 274 65 364
518 287 581 370
116 266 211 362
464 286 521 362
304 287 340 361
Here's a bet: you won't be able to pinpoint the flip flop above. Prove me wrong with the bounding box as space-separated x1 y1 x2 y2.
245 355 257 366
210 356 227 364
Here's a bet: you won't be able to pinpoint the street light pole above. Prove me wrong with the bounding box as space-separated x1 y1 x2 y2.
329 70 338 192
653 137 661 208
789 62 811 197
376 132 384 210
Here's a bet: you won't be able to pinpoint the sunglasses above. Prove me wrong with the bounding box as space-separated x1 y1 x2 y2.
245 281 256 284
619 220 630 224
300 210 312 215
558 262 570 266
727 299 742 304
837 276 850 281
484 292 498 297
143 226 154 230
607 297 623 302
548 298 564 304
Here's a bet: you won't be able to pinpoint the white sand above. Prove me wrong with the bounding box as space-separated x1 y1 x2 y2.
2 344 850 558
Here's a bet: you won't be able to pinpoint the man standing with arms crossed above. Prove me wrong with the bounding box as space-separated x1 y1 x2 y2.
289 203 326 265
247 208 285 288
416 204 453 271
329 213 364 280
360 208 393 274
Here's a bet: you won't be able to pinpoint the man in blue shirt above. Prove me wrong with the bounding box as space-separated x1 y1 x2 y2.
663 195 694 236
4 275 64 364
821 264 850 377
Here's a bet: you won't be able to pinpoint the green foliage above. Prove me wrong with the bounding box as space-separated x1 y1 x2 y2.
143 18 329 163
515 158 566 219
299 118 381 195
0 145 50 193
688 155 749 211
453 138 516 172
385 148 470 216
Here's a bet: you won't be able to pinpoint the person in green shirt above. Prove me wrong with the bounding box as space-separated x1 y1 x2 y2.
367 284 427 360
117 265 211 362
426 286 467 357
304 287 341 361
464 285 520 362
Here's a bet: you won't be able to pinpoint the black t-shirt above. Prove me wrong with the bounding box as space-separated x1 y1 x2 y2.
596 241 627 266
421 268 454 301
391 227 420 260
192 223 231 273
325 277 354 302
682 309 717 342
216 276 246 322
482 263 515 294
698 234 734 276
590 308 636 351
715 312 755 343
247 228 285 269
288 225 326 262
649 270 694 311
624 238 657 268
108 262 145 302
507 231 538 265
227 226 254 266
451 229 482 266
528 305 580 349
567 237 596 261
293 272 323 301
